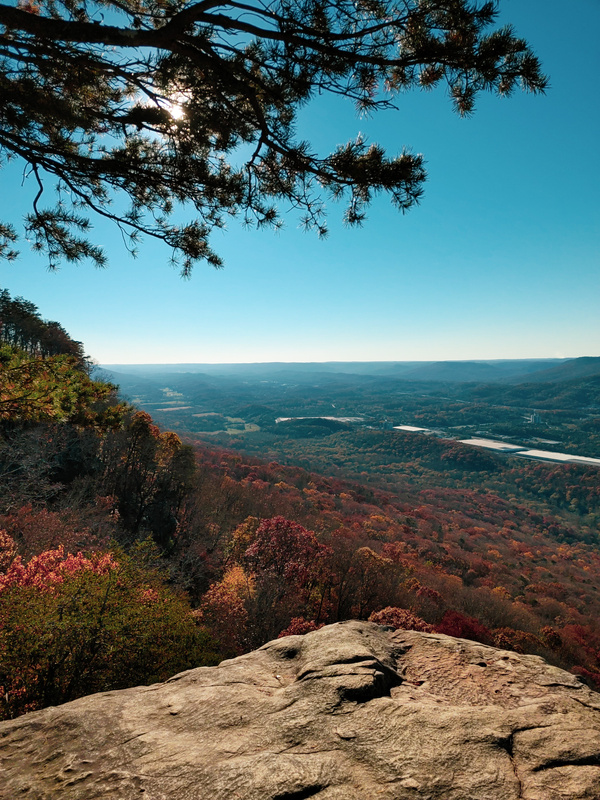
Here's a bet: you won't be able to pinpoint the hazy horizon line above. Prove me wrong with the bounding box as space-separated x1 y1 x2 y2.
100 355 599 368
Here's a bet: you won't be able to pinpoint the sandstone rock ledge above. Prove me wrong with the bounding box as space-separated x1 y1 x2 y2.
2 620 600 799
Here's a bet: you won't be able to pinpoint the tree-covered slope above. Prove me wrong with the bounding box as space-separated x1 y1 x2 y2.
2 296 600 722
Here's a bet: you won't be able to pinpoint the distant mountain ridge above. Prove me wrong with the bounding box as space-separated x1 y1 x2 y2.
394 359 568 383
101 357 600 418
102 358 571 384
514 356 600 384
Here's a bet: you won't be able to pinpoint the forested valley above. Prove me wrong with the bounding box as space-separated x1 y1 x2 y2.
2 294 600 721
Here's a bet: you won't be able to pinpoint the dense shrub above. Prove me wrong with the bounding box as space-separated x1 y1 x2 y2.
277 617 324 638
571 665 600 692
0 539 219 719
368 606 433 632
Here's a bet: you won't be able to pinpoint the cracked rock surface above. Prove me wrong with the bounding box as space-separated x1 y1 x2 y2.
2 620 600 799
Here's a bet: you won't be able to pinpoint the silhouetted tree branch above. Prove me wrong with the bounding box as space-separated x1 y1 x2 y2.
0 0 547 273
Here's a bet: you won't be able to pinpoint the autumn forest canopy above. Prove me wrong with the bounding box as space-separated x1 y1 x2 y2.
2 293 600 720
0 0 546 272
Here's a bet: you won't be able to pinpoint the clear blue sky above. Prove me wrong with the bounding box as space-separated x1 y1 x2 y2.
0 0 598 365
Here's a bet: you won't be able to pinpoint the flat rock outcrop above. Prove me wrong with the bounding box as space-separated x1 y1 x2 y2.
2 620 600 799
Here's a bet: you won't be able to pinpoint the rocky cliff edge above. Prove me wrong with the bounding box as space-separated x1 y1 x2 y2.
2 620 600 799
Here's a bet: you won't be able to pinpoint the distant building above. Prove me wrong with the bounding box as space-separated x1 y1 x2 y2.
459 438 526 453
393 425 430 433
524 412 542 425
516 449 600 467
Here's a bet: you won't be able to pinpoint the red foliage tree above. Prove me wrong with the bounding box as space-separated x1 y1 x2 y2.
435 610 493 645
277 617 324 638
244 515 330 585
241 516 332 646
